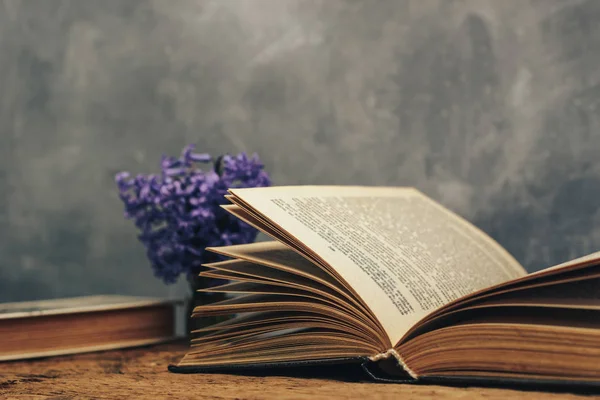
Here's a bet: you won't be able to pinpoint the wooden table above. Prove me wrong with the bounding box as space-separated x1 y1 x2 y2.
0 341 597 399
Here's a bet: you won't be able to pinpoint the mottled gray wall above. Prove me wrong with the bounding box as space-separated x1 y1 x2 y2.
2 0 600 302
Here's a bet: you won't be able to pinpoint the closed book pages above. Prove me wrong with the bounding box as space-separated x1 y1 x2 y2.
1 295 179 361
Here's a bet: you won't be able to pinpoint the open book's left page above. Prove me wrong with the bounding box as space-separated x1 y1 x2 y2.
229 186 526 344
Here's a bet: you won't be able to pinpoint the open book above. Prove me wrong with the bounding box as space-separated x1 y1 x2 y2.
169 186 600 387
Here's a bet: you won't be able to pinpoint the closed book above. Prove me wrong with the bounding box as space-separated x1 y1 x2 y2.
1 295 179 361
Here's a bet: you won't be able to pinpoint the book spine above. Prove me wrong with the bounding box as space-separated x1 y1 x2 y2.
368 349 418 380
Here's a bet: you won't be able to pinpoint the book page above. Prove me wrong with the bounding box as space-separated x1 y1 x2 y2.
230 186 526 344
475 276 600 309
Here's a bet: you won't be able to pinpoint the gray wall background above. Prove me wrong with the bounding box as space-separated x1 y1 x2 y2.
2 0 600 302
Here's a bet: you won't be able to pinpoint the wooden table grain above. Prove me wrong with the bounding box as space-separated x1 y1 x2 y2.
0 341 597 399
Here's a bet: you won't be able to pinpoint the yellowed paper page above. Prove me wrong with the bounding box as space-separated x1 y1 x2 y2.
230 186 526 344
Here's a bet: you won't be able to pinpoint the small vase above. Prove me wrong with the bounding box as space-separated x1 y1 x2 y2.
185 268 228 336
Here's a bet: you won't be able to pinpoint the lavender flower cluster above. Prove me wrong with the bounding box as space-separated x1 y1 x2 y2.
116 145 271 284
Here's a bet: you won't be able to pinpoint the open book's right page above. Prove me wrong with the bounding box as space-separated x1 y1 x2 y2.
229 186 526 344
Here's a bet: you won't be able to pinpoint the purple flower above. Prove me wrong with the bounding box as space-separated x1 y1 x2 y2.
116 145 271 284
